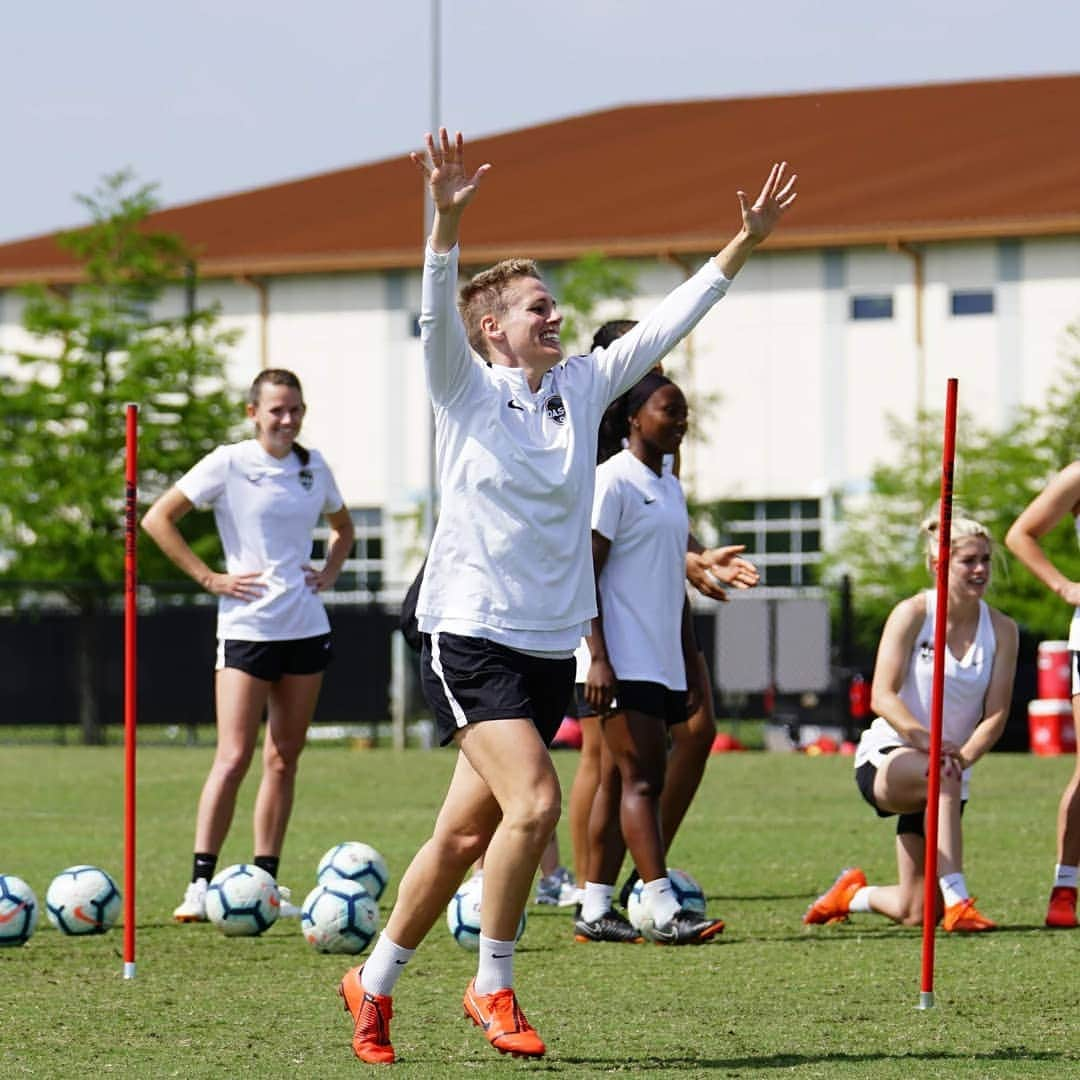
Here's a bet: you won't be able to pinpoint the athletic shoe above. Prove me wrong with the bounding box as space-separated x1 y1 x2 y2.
574 907 643 943
617 869 640 911
1045 885 1078 928
802 867 867 925
173 878 208 923
942 897 996 933
463 978 545 1058
644 908 725 945
338 965 395 1065
535 866 576 907
277 885 301 919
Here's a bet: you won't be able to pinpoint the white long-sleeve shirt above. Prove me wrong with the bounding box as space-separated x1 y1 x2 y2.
415 243 729 653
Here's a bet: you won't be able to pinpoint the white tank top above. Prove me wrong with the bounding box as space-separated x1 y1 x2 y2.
855 590 996 798
1068 515 1080 648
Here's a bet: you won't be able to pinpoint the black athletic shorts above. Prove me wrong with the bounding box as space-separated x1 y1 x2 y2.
421 632 575 748
612 680 688 727
855 747 966 838
216 633 333 681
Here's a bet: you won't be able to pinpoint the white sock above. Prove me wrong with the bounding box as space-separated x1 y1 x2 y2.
939 872 969 907
642 876 680 927
581 882 614 923
1054 864 1079 889
848 886 878 914
360 933 416 998
475 935 515 995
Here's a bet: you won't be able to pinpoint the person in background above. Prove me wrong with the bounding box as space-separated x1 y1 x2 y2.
142 368 354 922
804 510 1017 932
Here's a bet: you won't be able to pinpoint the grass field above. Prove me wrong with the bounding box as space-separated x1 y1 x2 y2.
1 744 1077 1078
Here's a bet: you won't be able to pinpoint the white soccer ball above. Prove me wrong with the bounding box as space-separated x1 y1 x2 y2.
627 867 707 931
0 873 39 946
301 879 380 954
445 873 526 952
45 865 121 936
205 864 280 937
316 842 389 901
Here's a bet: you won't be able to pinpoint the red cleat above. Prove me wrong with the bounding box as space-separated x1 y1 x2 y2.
462 979 545 1058
942 897 996 933
338 966 395 1065
1045 885 1078 929
803 867 866 925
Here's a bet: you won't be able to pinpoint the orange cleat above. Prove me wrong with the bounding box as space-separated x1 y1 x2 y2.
942 897 996 933
462 979 545 1059
1045 885 1078 929
803 867 866 925
338 966 395 1065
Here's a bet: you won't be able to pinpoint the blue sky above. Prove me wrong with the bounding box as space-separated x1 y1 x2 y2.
2 0 1075 242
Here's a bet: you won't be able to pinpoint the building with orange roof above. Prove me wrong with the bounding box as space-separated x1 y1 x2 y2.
2 73 1079 595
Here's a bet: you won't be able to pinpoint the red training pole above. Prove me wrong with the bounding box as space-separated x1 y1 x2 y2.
123 403 139 980
919 378 958 1010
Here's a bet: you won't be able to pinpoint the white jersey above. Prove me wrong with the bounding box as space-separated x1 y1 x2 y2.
1069 515 1080 649
176 440 345 642
416 244 729 653
855 590 996 798
593 450 689 689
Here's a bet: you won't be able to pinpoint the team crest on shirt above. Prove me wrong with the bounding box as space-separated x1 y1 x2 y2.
918 640 934 662
544 395 567 425
298 468 314 492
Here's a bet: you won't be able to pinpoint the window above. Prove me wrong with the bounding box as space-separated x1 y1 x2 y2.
850 294 893 320
951 289 994 316
713 499 823 587
313 507 384 595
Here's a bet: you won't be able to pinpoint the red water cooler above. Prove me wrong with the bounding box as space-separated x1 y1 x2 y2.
1029 641 1077 756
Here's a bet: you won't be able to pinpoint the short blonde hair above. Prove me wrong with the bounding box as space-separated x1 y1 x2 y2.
458 258 542 358
919 504 992 569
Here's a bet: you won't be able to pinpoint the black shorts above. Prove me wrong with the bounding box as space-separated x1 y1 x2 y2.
614 680 688 727
216 634 333 682
570 684 597 720
421 632 575 748
855 748 966 837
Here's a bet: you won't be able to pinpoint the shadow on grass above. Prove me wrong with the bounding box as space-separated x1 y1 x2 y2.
559 1047 1069 1071
709 891 814 902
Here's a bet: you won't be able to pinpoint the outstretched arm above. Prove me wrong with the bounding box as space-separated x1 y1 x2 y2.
712 161 798 279
1005 462 1080 605
410 128 491 254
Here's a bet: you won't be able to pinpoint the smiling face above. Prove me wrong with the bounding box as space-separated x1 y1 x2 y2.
631 383 689 456
946 536 992 599
248 381 305 458
483 275 562 370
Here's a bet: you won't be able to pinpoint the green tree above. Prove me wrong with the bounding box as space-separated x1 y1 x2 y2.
0 171 241 742
828 345 1080 655
548 251 637 353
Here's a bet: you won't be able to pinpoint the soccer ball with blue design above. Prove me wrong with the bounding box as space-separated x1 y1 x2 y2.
205 864 280 936
626 867 706 931
446 873 526 952
45 865 121 936
316 842 389 901
301 879 379 954
0 873 39 946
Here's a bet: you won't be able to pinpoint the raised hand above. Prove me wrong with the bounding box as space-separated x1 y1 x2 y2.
410 128 491 216
737 162 798 243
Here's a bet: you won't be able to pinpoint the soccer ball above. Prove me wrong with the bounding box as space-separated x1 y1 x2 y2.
316 842 389 901
45 865 121 936
0 874 39 946
627 867 707 931
301 879 380 954
445 873 526 952
205 864 280 937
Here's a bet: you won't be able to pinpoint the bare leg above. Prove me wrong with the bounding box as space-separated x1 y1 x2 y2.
1058 697 1080 866
382 751 503 949
661 652 716 854
585 732 628 885
253 672 322 857
458 719 562 941
601 709 668 884
867 832 930 925
568 714 603 886
539 834 560 877
193 669 270 853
